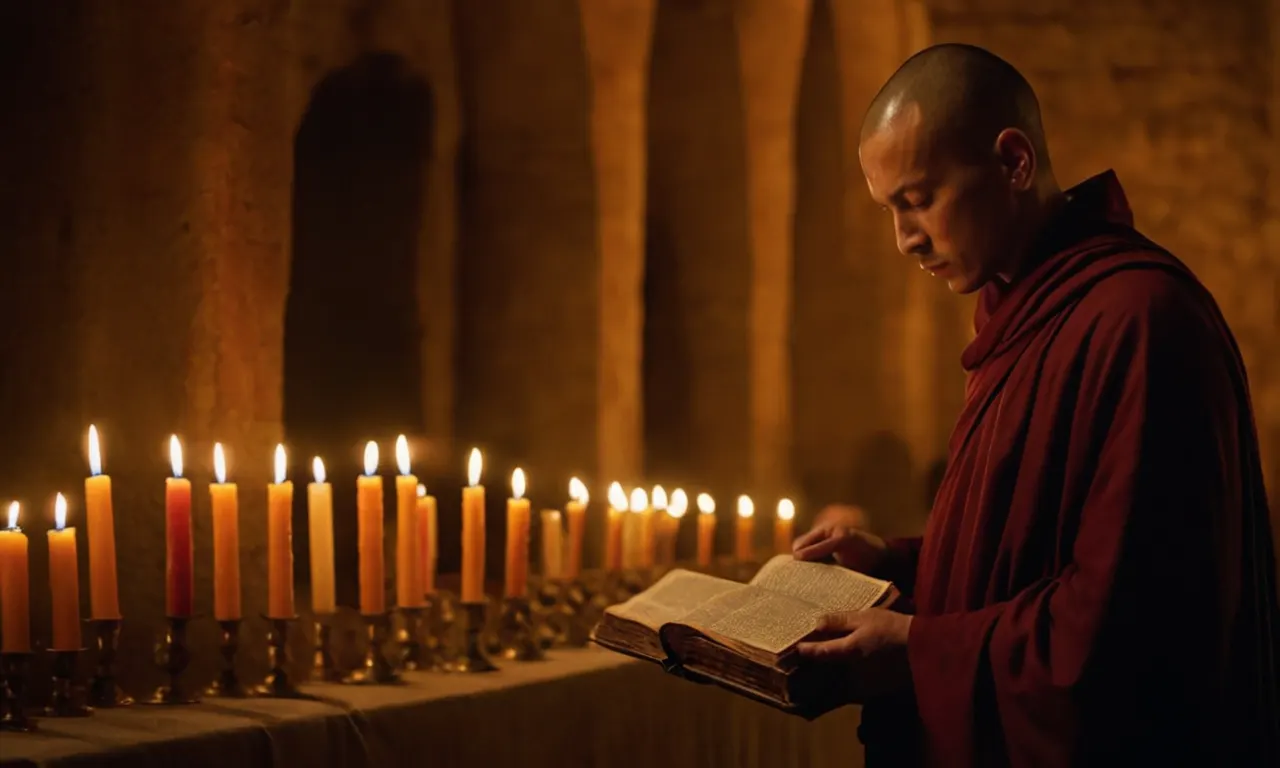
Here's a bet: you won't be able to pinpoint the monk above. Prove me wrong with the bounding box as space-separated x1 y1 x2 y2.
793 43 1280 767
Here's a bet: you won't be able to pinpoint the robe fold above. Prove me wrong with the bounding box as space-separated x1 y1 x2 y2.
891 171 1279 767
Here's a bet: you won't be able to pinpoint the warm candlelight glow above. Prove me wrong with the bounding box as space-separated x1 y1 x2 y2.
697 493 715 515
737 495 754 519
652 485 668 510
608 482 628 511
170 435 184 478
213 442 228 484
396 434 411 475
54 493 67 530
468 448 483 487
777 498 795 521
88 425 103 476
630 487 648 512
313 456 326 483
418 483 427 498
6 501 17 529
512 468 526 500
569 477 588 504
364 441 379 476
669 489 689 518
271 444 286 484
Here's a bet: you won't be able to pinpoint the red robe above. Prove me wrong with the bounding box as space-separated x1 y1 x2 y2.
881 171 1280 767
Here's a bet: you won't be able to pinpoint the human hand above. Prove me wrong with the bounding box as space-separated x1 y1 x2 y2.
791 520 888 574
796 609 913 659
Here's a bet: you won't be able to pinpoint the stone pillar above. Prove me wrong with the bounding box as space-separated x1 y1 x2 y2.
733 0 811 501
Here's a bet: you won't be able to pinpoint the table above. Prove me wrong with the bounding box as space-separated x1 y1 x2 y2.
1 648 865 768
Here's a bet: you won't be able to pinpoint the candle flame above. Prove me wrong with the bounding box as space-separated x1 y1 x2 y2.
5 501 17 529
417 483 427 498
512 468 526 500
668 488 689 519
396 434 411 476
629 487 648 513
364 441 378 476
313 457 327 484
170 435 184 478
652 485 668 510
568 477 588 504
737 495 755 519
697 493 716 515
607 482 628 511
274 444 287 484
88 424 103 476
213 442 228 484
467 448 482 487
777 498 795 521
54 493 67 530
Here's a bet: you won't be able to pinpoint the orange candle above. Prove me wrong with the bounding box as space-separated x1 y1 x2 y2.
166 436 194 618
634 487 654 569
604 482 626 571
394 435 421 608
0 503 30 652
461 448 486 603
696 493 716 568
735 494 755 561
504 469 531 598
774 498 795 555
48 494 81 650
267 444 294 619
308 457 336 615
416 484 437 595
564 478 588 579
541 509 563 580
357 441 385 615
209 442 241 621
84 425 119 620
663 488 688 564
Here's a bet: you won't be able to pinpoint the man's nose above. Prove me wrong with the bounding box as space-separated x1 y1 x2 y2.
893 214 928 257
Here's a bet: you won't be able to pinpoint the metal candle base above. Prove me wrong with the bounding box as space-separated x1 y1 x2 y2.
204 620 247 698
450 601 498 673
342 613 401 685
395 607 425 671
0 652 35 732
256 617 312 698
146 616 200 705
45 649 91 717
87 618 133 707
498 596 545 661
561 579 595 647
420 592 454 672
533 580 572 648
311 616 341 683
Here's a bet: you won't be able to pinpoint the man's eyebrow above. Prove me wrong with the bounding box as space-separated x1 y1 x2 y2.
887 179 928 204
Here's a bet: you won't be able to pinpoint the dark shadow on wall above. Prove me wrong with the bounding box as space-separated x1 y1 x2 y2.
284 52 433 607
849 431 919 536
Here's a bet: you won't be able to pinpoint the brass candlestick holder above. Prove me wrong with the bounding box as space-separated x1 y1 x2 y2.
46 648 90 717
87 618 132 707
256 616 311 698
561 578 596 647
205 619 247 698
533 579 572 648
450 601 498 673
497 595 544 661
0 652 35 732
342 612 400 685
420 592 455 671
147 616 199 705
395 606 425 671
311 615 340 683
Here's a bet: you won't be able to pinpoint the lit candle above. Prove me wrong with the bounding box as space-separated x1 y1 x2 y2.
461 448 486 603
166 435 194 618
84 425 120 620
644 486 665 569
663 488 688 565
504 469 531 598
564 478 588 579
541 509 563 580
394 435 422 608
0 502 30 652
774 498 795 555
357 441 385 615
626 487 648 569
736 494 755 562
696 493 716 568
308 458 336 615
605 482 626 571
416 484 438 596
209 442 241 621
267 444 294 619
48 493 81 650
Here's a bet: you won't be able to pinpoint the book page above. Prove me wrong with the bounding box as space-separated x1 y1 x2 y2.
749 555 892 613
607 569 746 630
682 588 825 655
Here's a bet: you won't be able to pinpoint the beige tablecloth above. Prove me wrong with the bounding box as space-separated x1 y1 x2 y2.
1 648 865 768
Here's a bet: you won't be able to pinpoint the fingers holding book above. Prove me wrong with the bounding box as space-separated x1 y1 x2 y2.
797 608 912 659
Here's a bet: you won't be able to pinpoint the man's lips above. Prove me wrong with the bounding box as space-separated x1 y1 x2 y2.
920 260 949 274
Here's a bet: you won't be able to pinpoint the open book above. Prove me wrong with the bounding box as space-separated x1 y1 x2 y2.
590 555 899 718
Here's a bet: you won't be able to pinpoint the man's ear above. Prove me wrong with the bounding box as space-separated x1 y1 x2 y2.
993 128 1036 191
